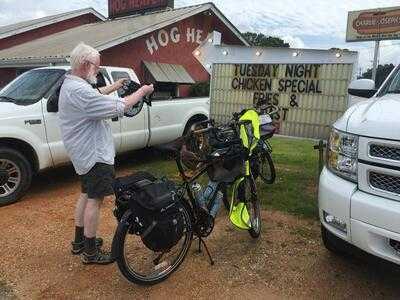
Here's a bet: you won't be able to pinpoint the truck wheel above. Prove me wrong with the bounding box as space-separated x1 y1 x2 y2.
183 117 207 136
0 147 32 206
321 224 349 255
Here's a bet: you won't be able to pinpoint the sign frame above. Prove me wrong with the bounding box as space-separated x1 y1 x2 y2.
346 6 400 42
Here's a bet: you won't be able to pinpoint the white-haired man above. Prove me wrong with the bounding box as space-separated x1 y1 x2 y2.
59 42 154 264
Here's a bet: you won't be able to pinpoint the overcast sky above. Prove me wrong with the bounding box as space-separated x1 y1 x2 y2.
1 0 400 73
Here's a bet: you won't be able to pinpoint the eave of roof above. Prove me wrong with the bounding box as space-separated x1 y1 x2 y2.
0 7 106 40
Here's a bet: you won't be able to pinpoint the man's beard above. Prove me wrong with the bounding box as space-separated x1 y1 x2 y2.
87 74 97 85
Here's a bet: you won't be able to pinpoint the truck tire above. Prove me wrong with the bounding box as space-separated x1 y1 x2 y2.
0 147 32 206
183 116 208 136
321 224 349 255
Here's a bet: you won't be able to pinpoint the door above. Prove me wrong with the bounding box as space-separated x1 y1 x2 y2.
107 67 148 152
42 69 122 166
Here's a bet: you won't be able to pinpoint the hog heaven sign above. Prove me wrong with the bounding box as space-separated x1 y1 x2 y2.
210 63 354 139
346 6 400 42
109 0 174 18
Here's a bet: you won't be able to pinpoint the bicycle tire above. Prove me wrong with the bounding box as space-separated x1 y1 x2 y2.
247 176 261 238
113 207 193 285
259 148 276 184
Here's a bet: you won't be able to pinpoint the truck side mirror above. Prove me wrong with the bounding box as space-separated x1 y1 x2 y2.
47 89 60 113
348 79 377 99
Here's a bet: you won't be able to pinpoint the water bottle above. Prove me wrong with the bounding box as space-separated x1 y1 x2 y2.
197 181 218 210
191 182 204 207
209 190 223 218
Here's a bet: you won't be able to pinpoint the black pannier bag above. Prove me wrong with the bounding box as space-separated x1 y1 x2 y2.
113 172 185 252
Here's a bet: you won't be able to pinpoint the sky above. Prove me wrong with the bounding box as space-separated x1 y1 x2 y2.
1 0 400 73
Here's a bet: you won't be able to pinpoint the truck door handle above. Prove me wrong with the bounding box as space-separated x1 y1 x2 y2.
111 117 119 122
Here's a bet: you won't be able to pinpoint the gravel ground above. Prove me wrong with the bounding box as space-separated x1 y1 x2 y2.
1 163 400 299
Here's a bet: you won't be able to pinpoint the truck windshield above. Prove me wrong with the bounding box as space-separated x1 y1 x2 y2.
0 69 66 105
386 67 400 94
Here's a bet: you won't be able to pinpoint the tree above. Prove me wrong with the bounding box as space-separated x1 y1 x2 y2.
360 63 395 88
242 32 290 48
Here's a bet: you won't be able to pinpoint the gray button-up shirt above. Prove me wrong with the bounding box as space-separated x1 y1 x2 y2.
59 74 126 175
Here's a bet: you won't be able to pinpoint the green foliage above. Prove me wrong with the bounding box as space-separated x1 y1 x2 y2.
189 81 210 97
242 32 290 47
361 63 395 88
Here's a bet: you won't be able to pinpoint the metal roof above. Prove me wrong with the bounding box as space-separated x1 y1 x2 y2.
0 7 106 39
143 61 195 84
0 2 248 67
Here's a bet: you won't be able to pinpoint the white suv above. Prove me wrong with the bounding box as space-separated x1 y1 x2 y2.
319 64 400 265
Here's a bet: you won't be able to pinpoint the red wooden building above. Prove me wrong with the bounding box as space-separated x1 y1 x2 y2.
0 1 248 97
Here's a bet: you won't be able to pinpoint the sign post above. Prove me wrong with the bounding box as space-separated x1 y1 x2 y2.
372 40 380 83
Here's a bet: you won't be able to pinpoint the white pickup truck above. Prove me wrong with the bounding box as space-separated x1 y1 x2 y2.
0 66 209 206
319 64 400 265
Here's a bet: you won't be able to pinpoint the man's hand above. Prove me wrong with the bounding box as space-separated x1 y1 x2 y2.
124 84 154 110
98 78 129 95
139 84 154 98
115 78 129 90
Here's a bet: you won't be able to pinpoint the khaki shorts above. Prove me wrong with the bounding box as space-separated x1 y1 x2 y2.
80 163 115 199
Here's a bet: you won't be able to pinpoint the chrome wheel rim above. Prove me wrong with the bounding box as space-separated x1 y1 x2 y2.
0 159 21 197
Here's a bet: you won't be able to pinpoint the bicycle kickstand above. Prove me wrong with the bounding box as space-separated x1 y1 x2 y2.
198 237 214 265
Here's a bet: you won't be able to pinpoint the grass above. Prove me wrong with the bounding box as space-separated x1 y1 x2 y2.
118 136 320 219
258 137 319 219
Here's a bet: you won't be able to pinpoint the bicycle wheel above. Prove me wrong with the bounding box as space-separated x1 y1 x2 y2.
113 206 193 285
245 176 261 238
258 144 276 184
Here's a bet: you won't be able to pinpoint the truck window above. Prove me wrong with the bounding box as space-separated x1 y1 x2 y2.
0 69 65 105
111 71 131 97
152 82 177 100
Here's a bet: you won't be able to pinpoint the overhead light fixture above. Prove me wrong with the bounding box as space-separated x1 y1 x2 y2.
335 52 342 58
206 64 212 69
194 50 201 56
222 50 228 56
255 51 262 56
292 51 299 57
208 38 213 43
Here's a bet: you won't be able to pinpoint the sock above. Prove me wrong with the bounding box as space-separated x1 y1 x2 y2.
84 236 97 255
74 226 84 243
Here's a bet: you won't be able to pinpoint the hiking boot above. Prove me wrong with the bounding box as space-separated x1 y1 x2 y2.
71 237 103 255
80 249 115 265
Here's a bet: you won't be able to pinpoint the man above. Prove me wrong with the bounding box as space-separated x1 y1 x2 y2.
59 42 154 264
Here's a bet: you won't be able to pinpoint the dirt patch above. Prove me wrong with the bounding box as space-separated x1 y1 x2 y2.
1 164 400 299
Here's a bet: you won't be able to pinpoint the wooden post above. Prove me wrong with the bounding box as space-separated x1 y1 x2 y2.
314 140 327 199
